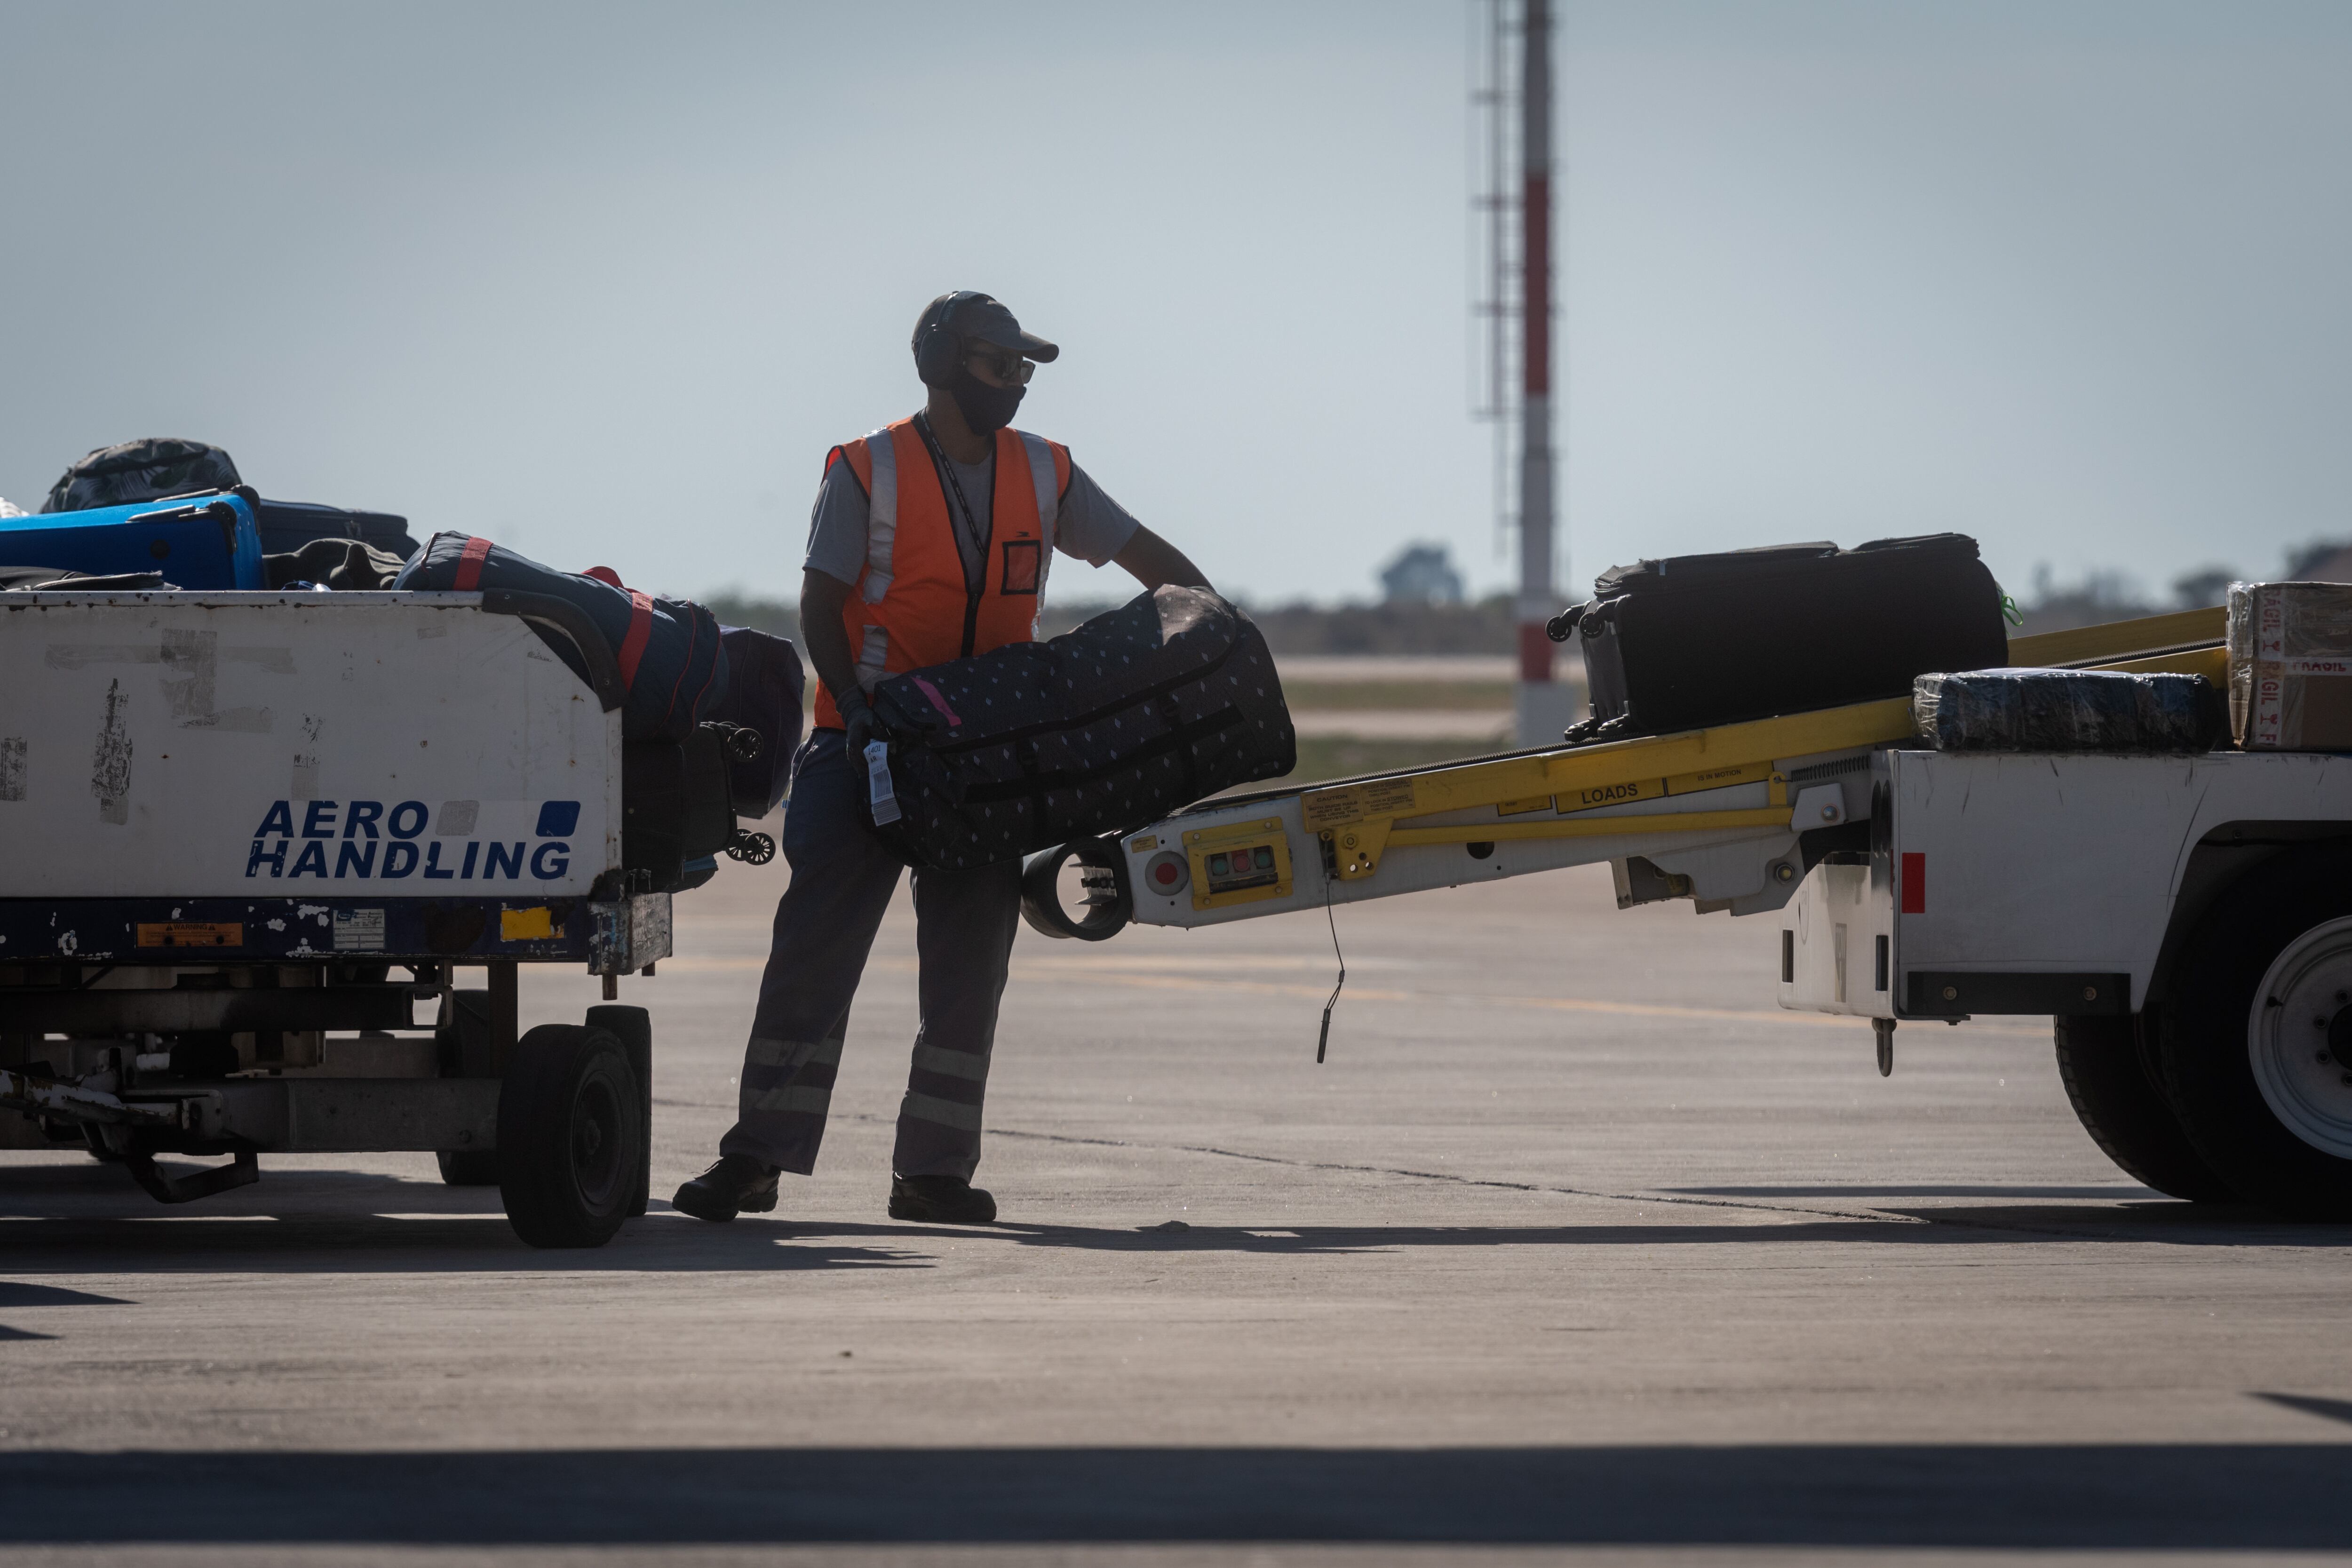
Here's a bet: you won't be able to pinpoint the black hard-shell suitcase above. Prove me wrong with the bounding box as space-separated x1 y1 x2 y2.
1554 534 2009 738
710 626 805 818
859 586 1295 872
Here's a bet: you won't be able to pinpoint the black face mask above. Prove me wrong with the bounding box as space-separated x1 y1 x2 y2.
947 365 1025 436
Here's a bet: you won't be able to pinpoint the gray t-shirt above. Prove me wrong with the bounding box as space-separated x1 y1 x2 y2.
803 425 1140 591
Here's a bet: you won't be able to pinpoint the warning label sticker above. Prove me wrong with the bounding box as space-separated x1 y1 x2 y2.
135 922 243 949
333 908 386 951
1304 776 1419 831
1303 789 1361 831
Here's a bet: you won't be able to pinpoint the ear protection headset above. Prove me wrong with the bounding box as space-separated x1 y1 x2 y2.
913 290 990 387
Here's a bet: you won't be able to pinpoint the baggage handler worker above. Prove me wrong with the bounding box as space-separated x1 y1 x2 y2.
675 291 1211 1225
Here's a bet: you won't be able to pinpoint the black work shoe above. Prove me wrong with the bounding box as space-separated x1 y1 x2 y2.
672 1154 779 1222
889 1174 996 1224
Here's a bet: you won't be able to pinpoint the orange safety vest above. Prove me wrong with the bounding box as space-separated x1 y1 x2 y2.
810 416 1073 731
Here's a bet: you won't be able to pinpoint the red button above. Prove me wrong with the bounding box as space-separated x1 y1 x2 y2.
1154 863 1179 886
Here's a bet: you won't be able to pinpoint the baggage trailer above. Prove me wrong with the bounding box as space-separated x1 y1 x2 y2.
1023 606 2352 1218
0 588 762 1247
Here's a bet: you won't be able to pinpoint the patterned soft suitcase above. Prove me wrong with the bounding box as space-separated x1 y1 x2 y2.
1555 533 2010 739
0 489 264 589
859 586 1295 871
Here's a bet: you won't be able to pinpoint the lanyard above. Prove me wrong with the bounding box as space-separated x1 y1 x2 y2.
914 412 991 583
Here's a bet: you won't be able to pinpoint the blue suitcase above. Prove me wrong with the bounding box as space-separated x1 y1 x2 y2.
0 490 265 589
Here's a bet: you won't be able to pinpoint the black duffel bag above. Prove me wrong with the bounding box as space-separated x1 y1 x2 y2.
394 532 727 743
858 586 1295 872
43 437 241 513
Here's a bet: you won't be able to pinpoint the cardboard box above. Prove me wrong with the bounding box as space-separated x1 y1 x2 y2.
2229 581 2352 750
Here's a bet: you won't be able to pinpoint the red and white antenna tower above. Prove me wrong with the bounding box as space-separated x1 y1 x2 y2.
1471 0 1573 745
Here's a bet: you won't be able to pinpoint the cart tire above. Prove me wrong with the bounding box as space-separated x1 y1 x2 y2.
436 1149 501 1186
2158 846 2352 1219
2053 1014 2235 1202
497 1024 643 1248
585 1004 652 1218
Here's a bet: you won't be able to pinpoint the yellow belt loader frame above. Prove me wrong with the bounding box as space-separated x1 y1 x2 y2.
1017 608 2229 939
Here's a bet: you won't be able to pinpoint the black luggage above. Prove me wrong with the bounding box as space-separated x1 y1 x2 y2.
1552 534 2010 738
1914 668 2226 753
43 435 421 559
858 586 1295 872
393 533 728 743
42 437 241 513
710 626 806 818
263 537 408 591
253 498 422 562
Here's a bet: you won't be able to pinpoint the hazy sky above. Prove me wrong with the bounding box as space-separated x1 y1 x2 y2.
3 1 2347 608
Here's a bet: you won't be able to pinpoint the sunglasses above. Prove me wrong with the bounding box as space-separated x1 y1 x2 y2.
964 346 1035 385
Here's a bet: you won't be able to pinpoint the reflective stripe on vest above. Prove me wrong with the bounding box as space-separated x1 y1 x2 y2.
812 418 1071 731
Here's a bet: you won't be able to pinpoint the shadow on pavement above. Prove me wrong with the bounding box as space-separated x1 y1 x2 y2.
2 1442 2350 1547
1669 1184 2161 1199
0 1282 135 1307
9 1156 2346 1266
782 1205 2352 1253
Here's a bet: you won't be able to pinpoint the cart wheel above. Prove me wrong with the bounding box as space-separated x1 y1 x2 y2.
2159 846 2352 1219
2053 1013 2234 1201
436 1149 501 1186
585 1003 652 1217
497 1024 643 1248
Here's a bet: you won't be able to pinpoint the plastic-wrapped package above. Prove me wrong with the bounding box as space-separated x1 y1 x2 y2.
1913 668 2227 753
2229 581 2352 750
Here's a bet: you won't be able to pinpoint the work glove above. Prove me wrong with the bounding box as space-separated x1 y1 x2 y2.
838 690 881 760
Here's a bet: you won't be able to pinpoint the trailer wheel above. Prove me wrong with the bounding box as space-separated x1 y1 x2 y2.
2158 847 2352 1219
436 1149 500 1186
497 1024 643 1248
584 1004 652 1218
2052 1014 2235 1201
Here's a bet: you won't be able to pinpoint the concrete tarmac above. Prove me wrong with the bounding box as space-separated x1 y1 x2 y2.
5 850 2352 1567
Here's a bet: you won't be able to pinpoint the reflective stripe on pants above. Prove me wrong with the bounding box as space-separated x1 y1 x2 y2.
717 729 1021 1180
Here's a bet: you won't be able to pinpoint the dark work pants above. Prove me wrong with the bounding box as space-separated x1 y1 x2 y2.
718 730 1023 1181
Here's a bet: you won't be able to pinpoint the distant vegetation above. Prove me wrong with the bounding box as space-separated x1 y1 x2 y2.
704 588 1525 656
708 537 2352 654
2013 539 2349 635
701 591 799 642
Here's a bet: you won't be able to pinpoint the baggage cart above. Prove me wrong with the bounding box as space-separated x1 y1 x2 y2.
0 587 767 1247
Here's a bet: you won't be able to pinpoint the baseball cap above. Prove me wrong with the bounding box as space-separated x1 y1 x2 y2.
915 291 1060 366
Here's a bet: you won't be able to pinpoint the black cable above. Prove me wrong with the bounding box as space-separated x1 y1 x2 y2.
1317 869 1345 1065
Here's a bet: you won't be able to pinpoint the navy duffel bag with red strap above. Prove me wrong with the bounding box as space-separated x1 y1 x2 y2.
394 532 727 742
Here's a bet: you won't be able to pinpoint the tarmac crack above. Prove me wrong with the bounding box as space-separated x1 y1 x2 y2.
840 1112 1921 1229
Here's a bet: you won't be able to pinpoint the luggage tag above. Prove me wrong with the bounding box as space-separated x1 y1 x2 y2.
864 739 902 827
